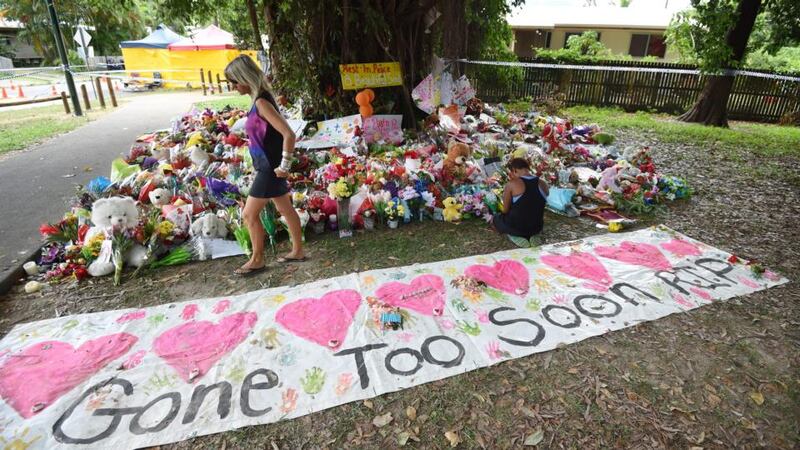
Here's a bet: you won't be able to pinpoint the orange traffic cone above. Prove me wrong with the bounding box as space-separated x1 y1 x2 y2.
51 85 57 96
17 85 24 98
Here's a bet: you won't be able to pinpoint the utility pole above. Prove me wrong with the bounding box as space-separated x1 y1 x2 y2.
46 0 82 116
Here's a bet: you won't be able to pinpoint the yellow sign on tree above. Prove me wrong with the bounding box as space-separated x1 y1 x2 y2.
339 62 403 90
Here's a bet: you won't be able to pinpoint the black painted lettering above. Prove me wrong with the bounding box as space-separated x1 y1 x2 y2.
610 282 662 305
53 378 137 445
573 295 621 318
240 369 279 417
488 306 545 347
129 392 181 435
655 266 729 295
694 257 736 282
421 335 465 368
182 381 232 424
334 343 388 389
541 305 581 328
385 348 424 376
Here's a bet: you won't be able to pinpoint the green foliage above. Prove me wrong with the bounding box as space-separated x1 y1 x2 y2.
536 31 614 62
666 1 800 72
1 0 147 61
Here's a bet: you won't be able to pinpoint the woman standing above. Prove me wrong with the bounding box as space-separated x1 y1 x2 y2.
224 55 305 276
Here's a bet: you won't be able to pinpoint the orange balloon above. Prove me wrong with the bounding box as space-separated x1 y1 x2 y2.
364 89 375 103
359 105 374 118
355 91 370 106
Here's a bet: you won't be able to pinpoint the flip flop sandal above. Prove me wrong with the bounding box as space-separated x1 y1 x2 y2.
276 256 308 263
507 235 531 248
233 266 267 277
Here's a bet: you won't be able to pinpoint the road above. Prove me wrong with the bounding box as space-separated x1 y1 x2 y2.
0 91 206 290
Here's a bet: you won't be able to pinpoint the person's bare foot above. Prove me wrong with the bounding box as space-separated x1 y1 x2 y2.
276 252 306 263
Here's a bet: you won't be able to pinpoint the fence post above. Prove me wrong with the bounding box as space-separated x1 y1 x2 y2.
61 91 70 114
94 77 106 108
200 68 207 95
105 77 117 107
80 83 91 110
216 73 223 94
208 70 215 94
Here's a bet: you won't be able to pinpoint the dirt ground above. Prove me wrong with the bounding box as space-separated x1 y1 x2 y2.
1 125 798 449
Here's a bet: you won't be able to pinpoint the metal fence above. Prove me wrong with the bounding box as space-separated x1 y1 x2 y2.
461 58 800 123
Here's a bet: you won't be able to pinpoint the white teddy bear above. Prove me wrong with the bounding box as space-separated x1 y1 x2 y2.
190 214 229 239
86 197 148 277
148 188 171 207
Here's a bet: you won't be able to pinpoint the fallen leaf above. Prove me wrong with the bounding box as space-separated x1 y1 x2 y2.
444 431 461 447
749 391 764 405
84 166 93 172
520 406 537 418
397 431 411 446
524 428 544 446
363 400 374 410
594 346 607 355
373 412 393 428
706 393 721 407
406 406 417 421
567 367 579 374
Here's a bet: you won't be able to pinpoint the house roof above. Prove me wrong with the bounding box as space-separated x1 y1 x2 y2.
507 5 683 30
0 17 23 30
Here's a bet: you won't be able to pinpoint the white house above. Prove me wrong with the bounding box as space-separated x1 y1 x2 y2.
507 4 687 61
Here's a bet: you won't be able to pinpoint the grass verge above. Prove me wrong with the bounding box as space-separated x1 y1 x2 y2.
194 94 251 111
0 103 112 155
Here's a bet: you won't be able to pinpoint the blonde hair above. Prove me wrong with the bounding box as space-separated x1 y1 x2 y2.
224 54 276 104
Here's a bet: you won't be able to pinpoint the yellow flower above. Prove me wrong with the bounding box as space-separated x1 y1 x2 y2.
463 289 482 303
157 221 175 238
397 205 405 216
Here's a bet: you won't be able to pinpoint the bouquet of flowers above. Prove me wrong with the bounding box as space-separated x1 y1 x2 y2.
384 199 405 226
39 213 80 244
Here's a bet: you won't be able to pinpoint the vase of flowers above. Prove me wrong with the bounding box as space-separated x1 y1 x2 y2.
384 199 404 230
363 213 375 230
328 176 357 238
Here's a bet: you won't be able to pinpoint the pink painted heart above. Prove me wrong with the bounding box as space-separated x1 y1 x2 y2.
660 238 702 257
465 259 529 296
594 241 672 271
153 312 257 383
276 289 361 350
0 333 137 419
540 252 613 288
376 274 446 316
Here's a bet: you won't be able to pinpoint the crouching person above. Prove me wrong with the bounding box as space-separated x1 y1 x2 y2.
491 158 548 248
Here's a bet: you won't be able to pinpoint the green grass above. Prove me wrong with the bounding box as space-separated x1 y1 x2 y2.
194 94 251 111
0 104 111 155
563 106 800 158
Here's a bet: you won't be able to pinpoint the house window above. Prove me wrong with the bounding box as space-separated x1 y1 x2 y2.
629 34 666 57
0 36 11 46
564 31 601 47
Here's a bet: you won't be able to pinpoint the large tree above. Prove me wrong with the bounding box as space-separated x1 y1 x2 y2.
672 0 800 126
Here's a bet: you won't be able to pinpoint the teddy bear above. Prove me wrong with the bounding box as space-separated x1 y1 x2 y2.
190 214 229 239
85 197 148 277
189 145 211 168
442 197 462 222
148 188 171 207
442 141 472 185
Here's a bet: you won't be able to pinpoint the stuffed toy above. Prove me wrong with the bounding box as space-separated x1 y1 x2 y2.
85 197 147 277
442 197 462 222
465 97 484 117
442 141 471 185
148 188 171 207
190 214 229 239
189 145 210 168
596 165 622 193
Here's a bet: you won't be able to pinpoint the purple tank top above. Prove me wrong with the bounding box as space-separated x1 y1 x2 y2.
244 94 283 172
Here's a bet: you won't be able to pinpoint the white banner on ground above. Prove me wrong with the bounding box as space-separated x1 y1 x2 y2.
0 226 787 449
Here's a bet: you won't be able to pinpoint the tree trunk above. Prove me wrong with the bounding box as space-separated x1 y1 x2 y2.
679 0 762 127
262 0 281 76
246 0 265 53
441 0 467 76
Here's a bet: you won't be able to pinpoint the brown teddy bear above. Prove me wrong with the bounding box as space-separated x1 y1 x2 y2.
442 141 471 185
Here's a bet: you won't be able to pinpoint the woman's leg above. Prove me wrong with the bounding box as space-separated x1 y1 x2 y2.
242 196 270 268
271 193 304 259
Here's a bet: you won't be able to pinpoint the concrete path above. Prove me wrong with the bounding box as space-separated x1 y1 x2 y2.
0 91 209 291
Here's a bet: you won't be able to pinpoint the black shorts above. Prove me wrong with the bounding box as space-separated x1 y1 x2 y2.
249 169 289 199
493 213 540 239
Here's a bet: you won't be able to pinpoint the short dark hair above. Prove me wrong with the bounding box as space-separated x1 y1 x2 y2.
507 158 530 171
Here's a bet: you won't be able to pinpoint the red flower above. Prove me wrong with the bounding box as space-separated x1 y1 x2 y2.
73 266 89 281
728 255 739 264
40 224 60 236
